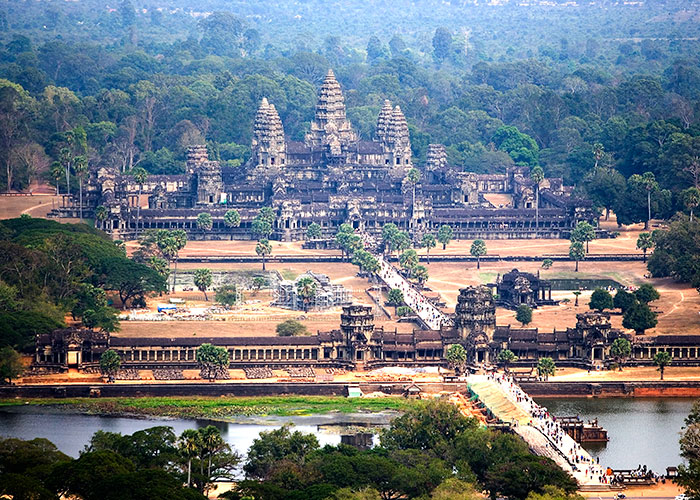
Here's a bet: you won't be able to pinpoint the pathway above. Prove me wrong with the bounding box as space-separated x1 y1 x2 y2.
377 256 452 330
467 374 612 489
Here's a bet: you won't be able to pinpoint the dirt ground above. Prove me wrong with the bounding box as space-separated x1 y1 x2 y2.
551 366 700 382
581 480 682 498
0 194 63 219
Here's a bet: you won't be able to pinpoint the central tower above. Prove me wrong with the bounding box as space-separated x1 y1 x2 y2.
305 69 357 153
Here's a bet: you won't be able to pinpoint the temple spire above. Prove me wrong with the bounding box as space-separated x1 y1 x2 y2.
305 68 357 149
251 97 286 167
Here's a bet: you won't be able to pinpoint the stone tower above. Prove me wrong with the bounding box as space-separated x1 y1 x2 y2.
375 100 394 145
340 305 375 366
306 69 357 152
426 144 447 171
454 286 496 341
188 146 223 206
251 97 286 168
384 105 412 168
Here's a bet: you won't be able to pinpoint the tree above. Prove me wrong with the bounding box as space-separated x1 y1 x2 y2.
573 290 581 307
193 268 213 301
570 221 595 253
641 172 659 230
531 166 544 237
387 288 404 315
653 351 672 380
74 155 88 222
95 205 109 231
609 338 631 370
536 357 556 381
682 187 700 221
614 289 637 312
636 232 654 262
337 223 357 261
634 283 660 304
432 27 453 62
306 222 322 240
178 429 201 487
589 288 613 312
399 249 418 274
253 238 273 271
381 223 399 255
516 304 533 327
100 349 121 383
215 284 238 308
413 264 429 284
470 239 487 269
406 168 421 207
623 302 657 334
0 346 23 384
223 209 241 240
568 241 585 272
421 233 436 264
100 257 167 309
437 225 453 250
157 229 187 293
197 213 213 232
542 259 553 270
276 319 308 337
252 277 266 292
131 167 148 237
296 276 317 312
497 349 518 372
243 424 319 480
445 344 467 374
196 343 229 382
251 218 272 240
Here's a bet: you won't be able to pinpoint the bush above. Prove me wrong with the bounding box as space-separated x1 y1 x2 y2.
276 320 308 337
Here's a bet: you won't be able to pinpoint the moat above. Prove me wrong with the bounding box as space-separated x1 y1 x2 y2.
0 398 693 473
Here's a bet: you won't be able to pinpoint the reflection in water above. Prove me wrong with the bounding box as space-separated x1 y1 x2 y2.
535 397 695 473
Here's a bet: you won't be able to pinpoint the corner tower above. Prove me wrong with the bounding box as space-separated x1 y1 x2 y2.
251 97 286 168
305 69 357 152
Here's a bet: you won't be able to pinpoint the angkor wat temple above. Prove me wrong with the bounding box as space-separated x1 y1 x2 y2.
53 69 597 242
34 286 700 375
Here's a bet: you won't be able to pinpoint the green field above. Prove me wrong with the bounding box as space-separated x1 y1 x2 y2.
0 396 423 419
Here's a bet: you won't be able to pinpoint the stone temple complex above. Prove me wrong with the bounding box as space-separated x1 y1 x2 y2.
34 286 700 375
53 69 598 242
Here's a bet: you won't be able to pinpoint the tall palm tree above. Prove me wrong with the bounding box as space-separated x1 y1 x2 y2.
296 276 317 312
199 426 225 480
131 167 148 237
530 166 544 238
179 429 201 487
74 155 88 222
641 172 658 230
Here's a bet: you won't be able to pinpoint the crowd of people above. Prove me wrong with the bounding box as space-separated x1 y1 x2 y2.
490 372 611 485
378 257 448 330
243 367 273 379
152 368 185 380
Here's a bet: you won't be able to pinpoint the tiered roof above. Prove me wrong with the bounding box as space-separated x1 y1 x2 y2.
252 97 285 149
376 100 394 143
306 69 357 148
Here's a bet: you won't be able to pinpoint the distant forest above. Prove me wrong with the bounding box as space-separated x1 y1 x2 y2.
1 0 700 222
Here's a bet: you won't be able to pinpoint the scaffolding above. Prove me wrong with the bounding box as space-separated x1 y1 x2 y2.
272 271 352 311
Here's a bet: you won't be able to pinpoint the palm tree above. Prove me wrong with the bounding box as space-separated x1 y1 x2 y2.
470 239 487 269
131 167 148 237
569 241 585 272
497 349 518 372
256 238 272 271
421 233 436 264
199 426 225 480
95 205 108 231
179 429 201 487
406 167 421 208
653 351 672 380
74 155 88 222
296 276 317 312
536 357 556 381
641 172 658 230
530 166 544 238
682 187 700 222
50 161 63 195
636 232 653 263
224 209 241 240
